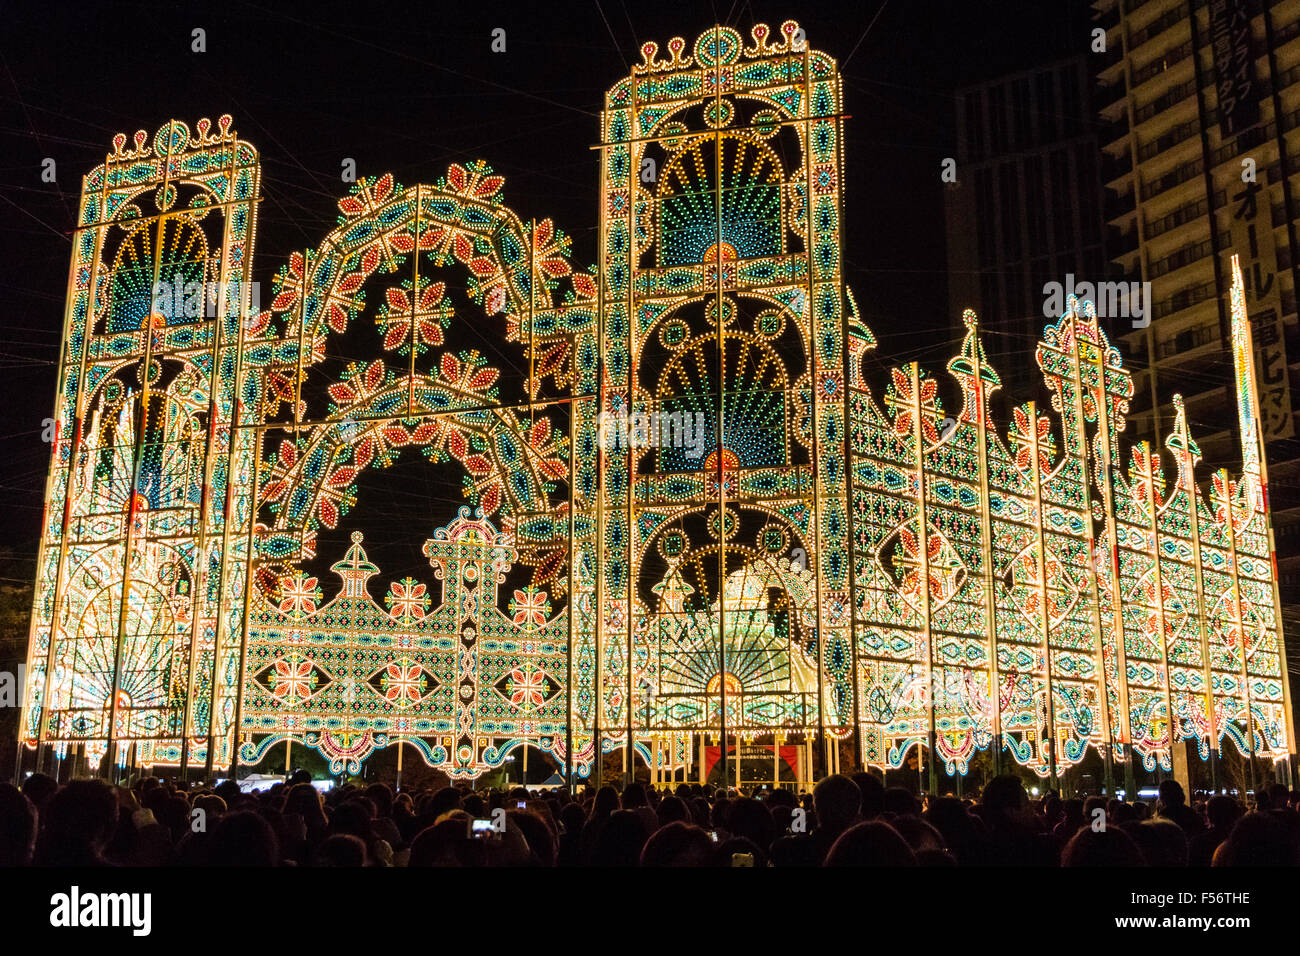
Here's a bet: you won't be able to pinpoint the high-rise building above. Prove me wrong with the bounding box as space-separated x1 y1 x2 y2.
946 56 1109 396
1094 0 1300 728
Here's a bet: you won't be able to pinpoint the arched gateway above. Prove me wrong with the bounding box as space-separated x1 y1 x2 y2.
19 23 1295 791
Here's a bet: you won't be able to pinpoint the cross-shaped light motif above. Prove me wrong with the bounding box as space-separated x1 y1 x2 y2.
385 577 431 623
375 279 453 355
504 665 548 709
278 572 321 617
379 661 428 706
271 656 318 701
511 587 549 628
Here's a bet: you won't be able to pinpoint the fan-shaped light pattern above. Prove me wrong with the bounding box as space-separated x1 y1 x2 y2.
657 331 787 472
658 134 783 267
108 217 208 331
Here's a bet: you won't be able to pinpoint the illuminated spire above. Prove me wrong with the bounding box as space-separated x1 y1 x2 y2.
1229 254 1261 476
1165 394 1202 494
947 309 1000 425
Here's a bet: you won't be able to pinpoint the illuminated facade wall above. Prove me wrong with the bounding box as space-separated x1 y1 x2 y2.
20 23 1295 784
21 118 261 772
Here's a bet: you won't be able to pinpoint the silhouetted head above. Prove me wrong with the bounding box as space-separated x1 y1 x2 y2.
981 775 1028 817
890 815 947 855
213 779 241 804
1083 795 1107 823
1061 826 1145 866
640 821 713 866
282 783 324 827
590 810 648 867
1205 794 1241 830
21 772 58 811
1157 779 1186 808
656 795 689 826
1058 799 1085 828
767 787 797 809
590 786 620 820
193 792 228 822
159 794 193 842
1263 783 1290 810
1109 799 1137 825
769 833 820 867
559 802 586 835
316 833 367 866
727 796 776 851
508 809 555 866
0 784 37 866
824 821 917 866
812 774 862 833
849 772 885 818
208 810 280 866
1041 792 1063 824
330 799 374 839
36 779 118 865
714 835 766 868
409 818 483 867
1126 819 1187 866
882 786 920 818
365 783 394 818
1215 811 1300 866
429 786 462 818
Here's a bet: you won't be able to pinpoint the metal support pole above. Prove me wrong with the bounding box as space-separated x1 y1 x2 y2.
908 363 938 797
1026 401 1059 792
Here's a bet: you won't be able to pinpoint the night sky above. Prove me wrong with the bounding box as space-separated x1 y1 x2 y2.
0 0 1092 583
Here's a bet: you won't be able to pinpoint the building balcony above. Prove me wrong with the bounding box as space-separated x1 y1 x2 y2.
1107 224 1138 257
1096 77 1126 113
1104 187 1136 225
1101 150 1133 186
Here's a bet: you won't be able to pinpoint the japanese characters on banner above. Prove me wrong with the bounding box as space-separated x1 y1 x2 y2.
703 744 801 783
1229 177 1293 441
1209 0 1261 139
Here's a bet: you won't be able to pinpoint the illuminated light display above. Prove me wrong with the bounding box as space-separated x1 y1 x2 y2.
18 24 1294 789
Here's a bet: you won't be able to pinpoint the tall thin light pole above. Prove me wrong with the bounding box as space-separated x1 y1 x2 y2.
1229 255 1296 787
909 363 938 796
1062 309 1117 793
711 26 729 791
1087 313 1136 797
968 313 1003 778
1026 401 1059 792
1171 396 1219 791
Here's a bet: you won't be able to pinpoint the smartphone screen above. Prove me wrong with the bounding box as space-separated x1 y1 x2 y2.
516 800 527 809
471 818 495 839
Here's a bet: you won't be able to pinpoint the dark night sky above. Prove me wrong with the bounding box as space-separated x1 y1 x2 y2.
0 0 1092 581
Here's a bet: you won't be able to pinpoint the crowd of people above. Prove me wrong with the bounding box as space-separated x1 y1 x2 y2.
2 770 1298 866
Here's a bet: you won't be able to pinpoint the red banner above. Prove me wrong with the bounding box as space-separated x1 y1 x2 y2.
703 744 800 782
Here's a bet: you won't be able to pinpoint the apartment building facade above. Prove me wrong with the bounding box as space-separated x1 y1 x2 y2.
946 56 1110 397
1095 0 1300 732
